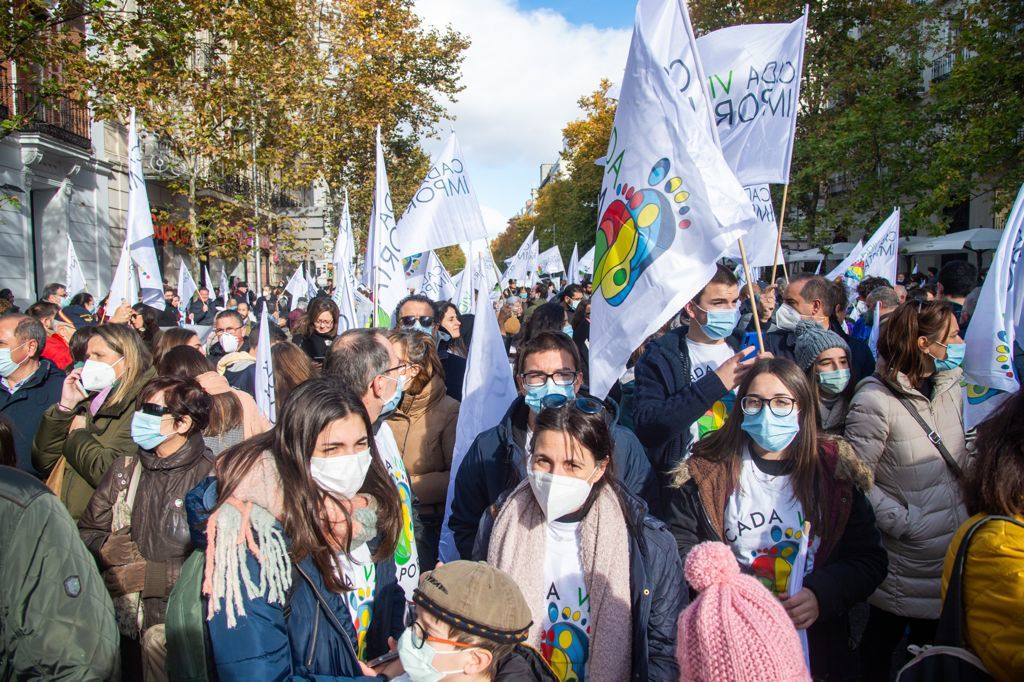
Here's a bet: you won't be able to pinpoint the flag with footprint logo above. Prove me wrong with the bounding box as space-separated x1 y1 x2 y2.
589 0 759 399
963 183 1024 430
376 422 420 600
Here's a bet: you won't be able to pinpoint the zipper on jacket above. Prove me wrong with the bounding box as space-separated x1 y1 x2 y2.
306 608 321 667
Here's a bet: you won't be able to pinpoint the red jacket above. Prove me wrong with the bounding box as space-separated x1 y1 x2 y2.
42 334 72 372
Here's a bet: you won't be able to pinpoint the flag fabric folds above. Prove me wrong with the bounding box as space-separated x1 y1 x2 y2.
724 184 779 267
438 277 519 561
284 264 307 305
417 251 456 301
567 243 581 285
588 0 759 399
365 127 407 325
65 238 87 300
502 230 536 285
859 208 900 284
177 260 198 313
255 307 276 424
962 183 1024 430
824 240 863 281
395 131 490 255
454 251 475 314
126 109 165 309
219 268 229 304
537 245 565 275
108 241 137 308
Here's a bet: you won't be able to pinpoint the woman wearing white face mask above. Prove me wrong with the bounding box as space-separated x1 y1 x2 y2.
192 377 407 679
793 322 854 435
33 324 155 519
474 397 685 682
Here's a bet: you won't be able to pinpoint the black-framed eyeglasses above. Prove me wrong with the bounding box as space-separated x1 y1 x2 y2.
140 402 173 417
399 316 435 328
382 362 411 376
740 395 797 417
518 369 578 388
540 394 605 414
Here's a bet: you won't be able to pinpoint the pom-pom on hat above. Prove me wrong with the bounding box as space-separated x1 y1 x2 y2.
676 542 811 682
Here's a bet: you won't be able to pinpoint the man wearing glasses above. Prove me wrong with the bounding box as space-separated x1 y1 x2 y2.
209 310 251 370
393 295 466 401
447 331 653 560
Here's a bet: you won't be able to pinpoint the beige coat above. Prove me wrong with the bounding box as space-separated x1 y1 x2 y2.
386 374 459 511
844 367 968 619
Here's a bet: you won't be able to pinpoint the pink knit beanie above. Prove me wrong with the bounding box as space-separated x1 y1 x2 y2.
676 542 810 682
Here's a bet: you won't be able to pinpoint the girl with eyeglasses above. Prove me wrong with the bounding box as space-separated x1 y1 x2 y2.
78 376 215 679
844 299 968 679
475 399 685 681
665 357 887 680
189 377 406 679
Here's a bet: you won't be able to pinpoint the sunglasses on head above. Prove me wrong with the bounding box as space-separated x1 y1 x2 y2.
539 394 605 415
140 402 173 417
400 316 435 328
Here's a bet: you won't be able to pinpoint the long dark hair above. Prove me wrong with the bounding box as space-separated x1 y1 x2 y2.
131 303 163 352
963 388 1024 516
433 301 467 357
295 297 339 338
214 378 400 593
879 300 956 386
691 357 828 538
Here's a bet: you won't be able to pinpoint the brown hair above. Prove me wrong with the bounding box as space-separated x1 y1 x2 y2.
214 378 400 593
962 388 1024 516
295 297 339 338
691 357 829 540
154 327 201 366
514 331 581 380
157 346 243 436
878 300 956 386
386 329 443 396
692 263 738 305
138 376 211 436
272 341 317 409
530 401 616 489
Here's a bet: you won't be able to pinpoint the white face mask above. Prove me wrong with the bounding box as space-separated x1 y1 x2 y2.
527 465 600 521
219 333 240 353
774 303 803 331
80 357 124 392
310 449 372 499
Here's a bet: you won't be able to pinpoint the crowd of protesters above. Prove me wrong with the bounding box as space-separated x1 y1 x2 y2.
0 256 1020 682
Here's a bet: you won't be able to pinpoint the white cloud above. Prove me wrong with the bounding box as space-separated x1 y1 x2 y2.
415 0 631 218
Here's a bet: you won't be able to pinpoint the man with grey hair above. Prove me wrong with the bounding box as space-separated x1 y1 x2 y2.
866 285 901 321
0 315 64 475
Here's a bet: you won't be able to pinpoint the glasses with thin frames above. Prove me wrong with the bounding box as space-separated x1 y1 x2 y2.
519 369 578 388
740 395 797 417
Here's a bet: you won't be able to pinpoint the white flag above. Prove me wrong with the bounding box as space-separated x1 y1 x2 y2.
502 230 536 285
579 244 596 278
66 238 87 299
537 245 565 275
203 265 213 290
417 251 455 301
334 189 356 276
454 250 475 314
567 243 581 285
867 301 881 359
912 262 919 275
177 260 198 312
366 127 407 326
284 264 307 305
695 10 808 185
126 109 165 309
859 208 900 284
724 184 779 267
814 256 823 275
219 268 229 304
108 240 138 308
306 267 319 299
438 276 519 561
589 0 759 398
395 131 490 254
403 252 429 290
963 183 1024 430
254 307 276 424
332 260 360 333
824 240 863 282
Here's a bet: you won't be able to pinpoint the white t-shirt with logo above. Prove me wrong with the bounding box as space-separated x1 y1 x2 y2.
686 339 737 446
541 521 591 681
723 449 820 597
337 543 376 658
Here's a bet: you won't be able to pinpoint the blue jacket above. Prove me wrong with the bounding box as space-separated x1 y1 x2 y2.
472 484 686 682
186 478 403 681
447 396 654 560
0 360 64 476
632 326 740 514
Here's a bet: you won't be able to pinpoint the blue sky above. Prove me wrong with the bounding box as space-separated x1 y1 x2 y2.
414 0 633 236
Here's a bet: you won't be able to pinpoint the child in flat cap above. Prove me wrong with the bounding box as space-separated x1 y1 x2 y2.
393 561 557 681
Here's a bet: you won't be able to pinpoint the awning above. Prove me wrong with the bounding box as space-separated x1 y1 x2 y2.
903 228 1002 255
786 241 858 262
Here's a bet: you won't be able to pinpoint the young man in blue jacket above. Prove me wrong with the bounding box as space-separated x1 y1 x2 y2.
632 265 761 514
448 331 653 560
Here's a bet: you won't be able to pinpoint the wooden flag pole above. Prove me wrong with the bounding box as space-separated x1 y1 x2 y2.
770 184 791 285
737 237 764 351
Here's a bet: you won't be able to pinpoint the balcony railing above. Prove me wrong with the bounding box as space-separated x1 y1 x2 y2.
0 85 91 149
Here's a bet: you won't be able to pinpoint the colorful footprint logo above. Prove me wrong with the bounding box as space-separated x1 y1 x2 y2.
542 603 589 682
750 524 803 596
593 158 691 306
391 474 415 566
844 260 865 283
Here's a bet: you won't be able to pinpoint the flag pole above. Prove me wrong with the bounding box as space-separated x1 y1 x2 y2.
737 237 764 350
769 183 790 285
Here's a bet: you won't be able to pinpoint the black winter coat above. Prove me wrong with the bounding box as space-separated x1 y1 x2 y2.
473 484 686 682
0 360 64 476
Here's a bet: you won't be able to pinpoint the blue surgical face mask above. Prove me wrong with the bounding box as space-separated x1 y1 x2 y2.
381 374 406 415
397 625 473 681
131 411 171 450
696 304 739 340
562 324 574 338
0 342 29 378
519 293 528 300
817 368 851 395
524 379 575 413
933 342 965 372
568 299 580 311
741 407 800 453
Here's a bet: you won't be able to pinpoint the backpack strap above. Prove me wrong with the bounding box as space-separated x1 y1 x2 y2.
879 375 963 478
934 514 1024 647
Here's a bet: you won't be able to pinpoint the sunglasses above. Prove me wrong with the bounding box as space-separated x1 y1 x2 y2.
140 402 173 417
399 315 435 329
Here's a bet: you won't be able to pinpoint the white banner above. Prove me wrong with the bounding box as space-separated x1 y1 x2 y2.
332 260 360 333
255 307 276 424
126 109 165 309
177 260 198 312
589 0 758 399
579 244 595 277
537 245 565 275
963 183 1024 429
567 243 581 285
366 127 407 325
395 131 490 255
824 239 863 281
66 238 87 299
333 188 356 290
107 240 137 308
724 184 779 267
417 250 456 301
403 252 428 290
502 230 535 285
860 208 900 284
284 264 307 305
695 11 807 185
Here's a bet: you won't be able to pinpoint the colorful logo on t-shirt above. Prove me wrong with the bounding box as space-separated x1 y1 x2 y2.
542 585 590 681
695 392 735 441
346 564 375 658
750 524 804 596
